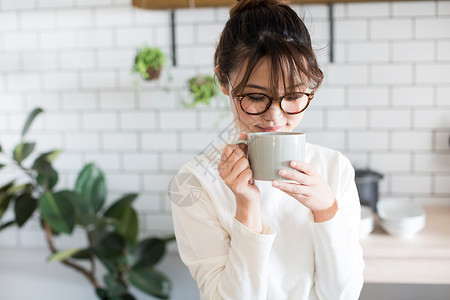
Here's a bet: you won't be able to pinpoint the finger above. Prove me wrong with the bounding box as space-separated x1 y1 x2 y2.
226 147 246 165
234 168 253 194
219 145 237 176
219 146 246 177
238 132 248 141
289 160 315 176
220 144 238 165
228 156 250 180
272 180 308 197
279 168 309 185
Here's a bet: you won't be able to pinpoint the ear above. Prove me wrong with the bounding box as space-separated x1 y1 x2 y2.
215 65 230 96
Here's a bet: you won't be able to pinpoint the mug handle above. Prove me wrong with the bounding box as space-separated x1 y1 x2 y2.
235 135 248 155
235 132 248 147
235 140 248 146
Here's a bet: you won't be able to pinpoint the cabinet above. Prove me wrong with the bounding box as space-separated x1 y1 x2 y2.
361 207 450 284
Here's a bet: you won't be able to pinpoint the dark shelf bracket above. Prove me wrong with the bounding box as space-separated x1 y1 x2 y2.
328 3 334 64
170 10 177 66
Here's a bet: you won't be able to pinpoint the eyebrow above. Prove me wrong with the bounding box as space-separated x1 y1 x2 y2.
246 83 268 90
245 82 307 91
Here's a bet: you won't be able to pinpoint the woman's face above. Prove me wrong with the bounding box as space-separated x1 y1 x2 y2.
220 58 306 133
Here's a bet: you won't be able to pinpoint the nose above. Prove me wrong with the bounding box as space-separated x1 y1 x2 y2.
263 101 284 122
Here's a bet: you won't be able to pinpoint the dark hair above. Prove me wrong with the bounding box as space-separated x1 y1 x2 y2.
214 0 323 98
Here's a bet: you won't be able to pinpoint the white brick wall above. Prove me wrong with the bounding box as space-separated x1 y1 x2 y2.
1 0 450 248
392 1 436 17
335 20 368 40
369 110 411 129
392 87 434 107
348 87 389 107
371 19 413 39
23 53 58 70
348 2 390 17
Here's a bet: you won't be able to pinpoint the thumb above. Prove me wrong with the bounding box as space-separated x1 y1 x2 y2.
238 132 248 141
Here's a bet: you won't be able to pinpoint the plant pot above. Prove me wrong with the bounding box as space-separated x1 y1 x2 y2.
355 169 384 213
146 67 161 80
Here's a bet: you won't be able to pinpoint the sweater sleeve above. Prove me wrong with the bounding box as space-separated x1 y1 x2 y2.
312 155 364 300
170 169 276 300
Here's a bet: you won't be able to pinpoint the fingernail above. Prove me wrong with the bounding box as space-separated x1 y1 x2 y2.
279 169 287 176
290 161 297 167
272 180 280 187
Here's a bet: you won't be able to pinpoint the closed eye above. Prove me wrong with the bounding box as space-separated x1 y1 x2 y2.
245 94 268 102
284 93 306 101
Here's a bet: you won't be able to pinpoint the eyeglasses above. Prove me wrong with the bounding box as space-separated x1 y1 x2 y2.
226 76 314 115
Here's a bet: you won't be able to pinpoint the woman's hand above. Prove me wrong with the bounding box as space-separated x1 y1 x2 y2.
272 160 337 222
218 133 262 232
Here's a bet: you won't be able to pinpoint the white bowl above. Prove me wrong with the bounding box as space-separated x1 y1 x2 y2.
377 199 426 238
380 222 425 238
377 199 425 221
379 217 425 228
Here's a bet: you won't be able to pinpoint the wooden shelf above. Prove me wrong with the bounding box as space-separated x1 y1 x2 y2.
132 0 415 10
361 207 450 284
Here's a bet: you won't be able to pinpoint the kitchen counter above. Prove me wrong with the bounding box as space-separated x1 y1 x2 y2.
361 206 450 284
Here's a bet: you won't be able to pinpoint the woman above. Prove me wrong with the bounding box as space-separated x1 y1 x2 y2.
170 0 364 299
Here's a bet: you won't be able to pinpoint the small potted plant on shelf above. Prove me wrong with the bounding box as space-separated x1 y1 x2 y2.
0 108 174 300
184 75 218 108
132 45 166 80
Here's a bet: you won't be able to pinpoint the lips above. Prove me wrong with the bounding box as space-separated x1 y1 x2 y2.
257 125 286 132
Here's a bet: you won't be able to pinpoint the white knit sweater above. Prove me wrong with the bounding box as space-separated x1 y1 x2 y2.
170 142 364 300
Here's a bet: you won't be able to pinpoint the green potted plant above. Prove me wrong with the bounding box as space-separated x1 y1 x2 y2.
184 75 218 108
0 108 174 300
132 45 166 80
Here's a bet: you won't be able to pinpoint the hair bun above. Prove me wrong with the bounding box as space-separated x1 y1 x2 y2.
231 0 288 17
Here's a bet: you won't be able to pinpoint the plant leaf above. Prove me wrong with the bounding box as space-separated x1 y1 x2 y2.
21 107 43 139
0 194 15 221
0 181 15 220
95 253 118 274
32 155 59 190
94 232 126 258
129 267 171 299
72 248 94 260
104 200 138 244
32 150 62 165
75 163 106 214
8 184 28 195
0 181 15 192
39 190 77 234
47 248 82 262
93 232 126 273
0 220 16 231
103 193 138 218
13 142 35 164
42 149 62 163
76 213 99 227
0 164 5 170
96 288 109 300
133 238 166 269
14 193 38 227
118 294 136 300
118 205 138 244
104 273 128 297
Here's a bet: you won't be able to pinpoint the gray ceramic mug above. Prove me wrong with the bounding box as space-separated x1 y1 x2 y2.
237 132 306 181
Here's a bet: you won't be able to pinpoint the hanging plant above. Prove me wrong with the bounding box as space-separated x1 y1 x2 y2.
132 45 166 80
184 75 218 108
